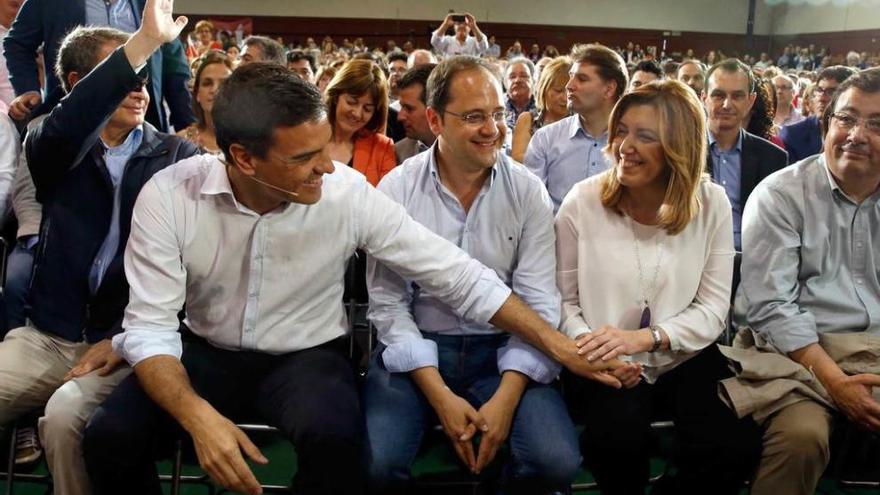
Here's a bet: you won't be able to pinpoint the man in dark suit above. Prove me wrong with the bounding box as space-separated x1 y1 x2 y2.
3 0 194 132
702 59 788 253
778 65 858 164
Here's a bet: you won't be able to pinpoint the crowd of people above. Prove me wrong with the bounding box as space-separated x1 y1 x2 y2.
0 1 878 495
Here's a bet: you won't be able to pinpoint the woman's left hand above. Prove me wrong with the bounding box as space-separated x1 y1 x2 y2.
576 326 652 362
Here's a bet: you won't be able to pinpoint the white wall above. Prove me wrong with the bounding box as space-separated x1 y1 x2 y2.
175 0 769 34
768 0 880 34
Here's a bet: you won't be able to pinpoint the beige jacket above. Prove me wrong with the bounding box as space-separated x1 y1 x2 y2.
719 328 880 423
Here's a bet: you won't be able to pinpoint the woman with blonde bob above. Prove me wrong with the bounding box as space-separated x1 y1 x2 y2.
555 80 762 494
325 59 396 186
511 56 571 162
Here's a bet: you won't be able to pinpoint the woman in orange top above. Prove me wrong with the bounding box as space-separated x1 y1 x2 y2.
325 59 396 186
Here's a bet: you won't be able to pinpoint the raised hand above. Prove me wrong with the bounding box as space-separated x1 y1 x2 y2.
140 0 188 44
124 0 188 68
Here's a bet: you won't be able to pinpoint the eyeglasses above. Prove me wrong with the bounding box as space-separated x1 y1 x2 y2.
443 109 506 126
831 112 880 135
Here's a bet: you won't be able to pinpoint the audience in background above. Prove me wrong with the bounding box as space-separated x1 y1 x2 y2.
511 55 571 162
185 19 222 61
525 43 627 211
287 49 317 84
324 59 395 186
629 59 662 90
177 50 232 153
430 13 488 57
703 59 788 252
779 65 858 163
393 63 437 164
503 57 535 130
239 35 285 66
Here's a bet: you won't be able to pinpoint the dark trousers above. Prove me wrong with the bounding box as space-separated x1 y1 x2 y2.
577 345 762 495
83 336 365 495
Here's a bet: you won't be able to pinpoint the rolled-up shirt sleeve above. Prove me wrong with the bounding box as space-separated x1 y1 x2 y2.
497 179 561 383
359 181 512 335
740 181 817 353
113 178 186 366
368 173 439 372
555 188 592 339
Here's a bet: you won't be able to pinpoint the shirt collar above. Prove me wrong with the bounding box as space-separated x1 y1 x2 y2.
101 125 143 156
567 114 607 142
427 141 499 189
200 154 236 197
708 128 743 153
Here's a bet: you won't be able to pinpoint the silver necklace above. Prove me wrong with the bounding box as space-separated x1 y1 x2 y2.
628 214 665 328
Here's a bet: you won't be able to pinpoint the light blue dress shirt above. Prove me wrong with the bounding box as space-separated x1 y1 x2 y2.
88 126 143 294
368 147 562 383
523 114 611 212
708 130 743 250
736 154 880 353
85 0 139 33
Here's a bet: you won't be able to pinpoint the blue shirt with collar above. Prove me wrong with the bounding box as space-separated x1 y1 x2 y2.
88 125 143 294
84 0 139 33
523 114 611 212
368 146 562 383
709 129 743 250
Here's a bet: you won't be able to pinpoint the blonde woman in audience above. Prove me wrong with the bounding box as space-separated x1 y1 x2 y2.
186 20 222 61
556 80 762 494
325 59 396 186
177 51 232 154
511 56 571 162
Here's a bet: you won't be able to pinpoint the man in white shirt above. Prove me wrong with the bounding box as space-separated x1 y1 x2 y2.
430 13 488 58
82 19 625 495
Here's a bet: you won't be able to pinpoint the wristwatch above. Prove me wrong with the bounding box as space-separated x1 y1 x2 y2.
649 325 662 353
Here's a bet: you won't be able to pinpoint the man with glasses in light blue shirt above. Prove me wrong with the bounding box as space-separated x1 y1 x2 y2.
524 43 627 212
736 68 880 495
365 55 581 494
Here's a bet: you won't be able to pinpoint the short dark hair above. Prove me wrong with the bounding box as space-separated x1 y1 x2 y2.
56 26 129 92
817 65 859 85
213 63 326 160
243 35 286 65
633 60 663 79
388 52 408 65
397 64 436 105
286 50 316 73
569 43 628 100
426 56 500 114
822 67 879 138
705 58 755 93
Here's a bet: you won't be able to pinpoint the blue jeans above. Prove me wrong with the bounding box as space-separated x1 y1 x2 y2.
365 333 580 494
3 239 36 336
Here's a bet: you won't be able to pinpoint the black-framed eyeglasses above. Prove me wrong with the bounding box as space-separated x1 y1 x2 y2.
831 112 880 135
443 109 506 126
813 86 837 97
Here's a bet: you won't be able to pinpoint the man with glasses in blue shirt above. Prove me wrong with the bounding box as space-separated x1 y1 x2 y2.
735 67 880 495
364 56 594 494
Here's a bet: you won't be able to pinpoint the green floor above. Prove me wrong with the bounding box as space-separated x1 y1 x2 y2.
2 428 879 494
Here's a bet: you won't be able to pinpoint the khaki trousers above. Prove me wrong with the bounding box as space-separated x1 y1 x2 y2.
0 326 131 495
751 399 833 495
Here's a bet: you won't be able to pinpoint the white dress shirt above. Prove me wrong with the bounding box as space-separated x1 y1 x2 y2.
0 25 14 107
430 33 488 57
0 112 20 220
114 154 512 366
555 174 734 383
